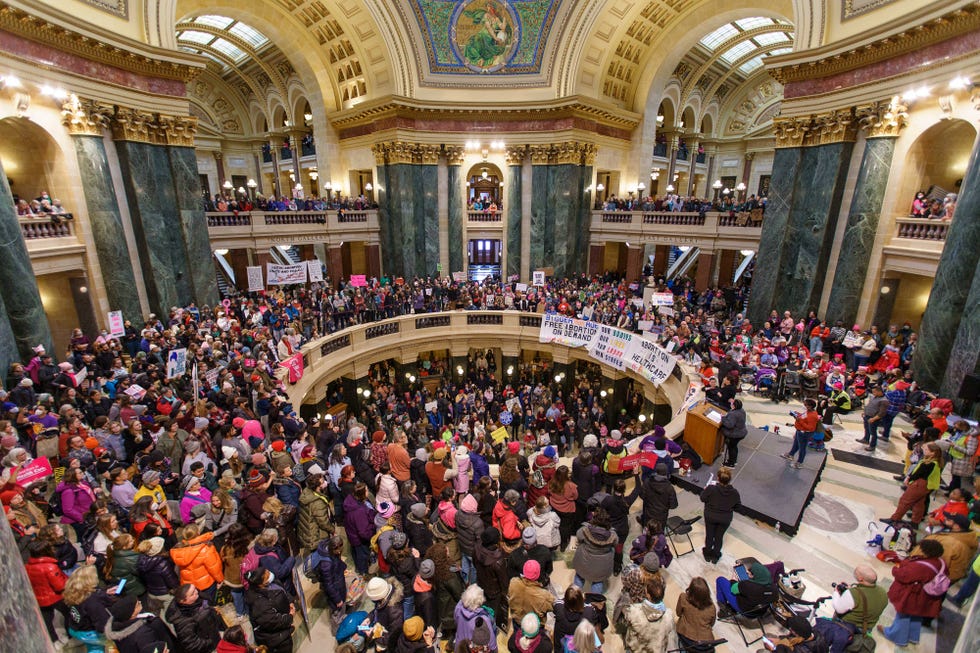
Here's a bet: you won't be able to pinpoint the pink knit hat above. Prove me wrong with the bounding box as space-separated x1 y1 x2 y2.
460 493 478 514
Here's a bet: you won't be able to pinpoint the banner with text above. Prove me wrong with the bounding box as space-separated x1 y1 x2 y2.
307 260 323 283
349 274 367 287
108 311 125 337
650 292 675 306
267 263 308 285
588 324 635 371
538 313 599 349
625 336 677 385
280 353 305 383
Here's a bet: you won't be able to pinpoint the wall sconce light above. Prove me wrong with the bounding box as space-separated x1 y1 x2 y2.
665 184 675 192
222 180 233 190
365 182 373 191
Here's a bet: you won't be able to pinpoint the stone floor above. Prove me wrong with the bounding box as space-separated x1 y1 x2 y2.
300 392 972 653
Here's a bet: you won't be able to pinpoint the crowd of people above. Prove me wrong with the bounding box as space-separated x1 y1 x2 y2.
597 194 766 216
1 268 977 653
203 193 377 214
14 189 72 220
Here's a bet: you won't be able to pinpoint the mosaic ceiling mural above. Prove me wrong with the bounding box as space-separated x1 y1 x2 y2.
408 0 563 75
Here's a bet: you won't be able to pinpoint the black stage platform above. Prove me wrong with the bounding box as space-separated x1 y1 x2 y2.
673 426 827 536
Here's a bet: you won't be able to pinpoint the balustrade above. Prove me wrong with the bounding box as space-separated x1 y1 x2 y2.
365 322 400 339
19 216 74 239
467 314 503 325
264 212 327 225
895 218 950 241
416 316 451 329
467 211 502 223
338 211 368 223
207 213 252 227
642 212 705 226
320 334 351 356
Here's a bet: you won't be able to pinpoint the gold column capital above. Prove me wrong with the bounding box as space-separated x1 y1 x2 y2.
445 145 465 166
581 142 598 166
371 143 388 166
111 107 159 144
61 94 112 136
856 98 908 138
417 144 441 165
505 145 526 166
773 116 811 148
528 145 552 165
387 141 416 165
157 115 198 147
807 109 858 146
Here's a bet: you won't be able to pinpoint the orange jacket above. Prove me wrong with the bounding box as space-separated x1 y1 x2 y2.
170 532 224 589
794 410 820 433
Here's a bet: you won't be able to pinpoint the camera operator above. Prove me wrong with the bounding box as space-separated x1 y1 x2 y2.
823 566 887 653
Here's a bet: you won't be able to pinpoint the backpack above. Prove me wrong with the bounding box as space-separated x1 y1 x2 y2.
530 468 546 489
604 449 627 474
303 548 324 582
48 488 63 517
919 559 950 596
240 549 273 587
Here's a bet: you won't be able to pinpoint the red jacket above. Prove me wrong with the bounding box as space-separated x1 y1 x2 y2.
887 556 945 618
492 499 522 541
25 556 67 607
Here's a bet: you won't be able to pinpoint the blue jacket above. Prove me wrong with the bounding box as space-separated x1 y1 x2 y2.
316 544 348 606
470 451 490 483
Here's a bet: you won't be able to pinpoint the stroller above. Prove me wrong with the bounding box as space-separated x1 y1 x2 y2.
770 567 832 629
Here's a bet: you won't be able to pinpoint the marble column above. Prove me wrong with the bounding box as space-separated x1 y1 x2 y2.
746 144 805 326
166 142 220 307
67 129 142 321
916 134 980 392
824 136 897 325
588 245 604 276
0 511 51 653
771 140 855 317
686 139 699 197
0 295 19 383
529 147 552 273
366 244 381 280
505 146 525 279
446 147 465 276
528 143 593 277
0 160 54 360
666 134 680 186
704 145 717 193
625 245 644 283
213 152 225 188
694 251 715 291
326 245 344 285
653 245 669 276
228 249 249 288
269 133 283 197
741 152 754 194
943 259 980 401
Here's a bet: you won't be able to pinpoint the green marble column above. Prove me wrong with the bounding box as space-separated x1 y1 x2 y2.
0 160 54 361
506 163 522 278
916 137 980 392
0 294 20 384
375 163 400 276
168 145 219 307
375 158 438 279
114 141 193 315
417 164 440 277
943 260 980 401
70 135 143 321
771 141 855 318
0 512 51 653
528 148 591 278
747 146 804 326
825 137 896 325
447 162 464 275
529 164 552 273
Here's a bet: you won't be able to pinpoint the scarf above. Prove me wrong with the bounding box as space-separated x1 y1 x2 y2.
516 634 541 653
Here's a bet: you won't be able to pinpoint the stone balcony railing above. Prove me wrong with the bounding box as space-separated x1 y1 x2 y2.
284 309 693 437
467 211 502 223
590 210 762 249
19 216 75 240
205 210 380 248
894 217 950 241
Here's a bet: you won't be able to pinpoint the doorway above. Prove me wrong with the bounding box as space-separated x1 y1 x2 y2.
466 163 503 209
468 239 501 281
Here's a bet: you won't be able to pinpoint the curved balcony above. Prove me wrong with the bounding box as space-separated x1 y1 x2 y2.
20 216 87 274
590 210 762 250
284 310 694 437
205 210 380 250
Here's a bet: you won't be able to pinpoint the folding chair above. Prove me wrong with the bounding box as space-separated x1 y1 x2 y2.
667 639 728 653
665 515 701 557
720 602 772 646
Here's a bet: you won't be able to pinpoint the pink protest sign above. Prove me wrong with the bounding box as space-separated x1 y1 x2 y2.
350 275 367 287
15 457 53 487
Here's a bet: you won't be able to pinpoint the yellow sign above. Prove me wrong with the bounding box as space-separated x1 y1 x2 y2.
491 426 509 444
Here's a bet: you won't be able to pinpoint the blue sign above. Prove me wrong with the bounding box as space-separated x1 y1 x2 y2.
499 410 513 425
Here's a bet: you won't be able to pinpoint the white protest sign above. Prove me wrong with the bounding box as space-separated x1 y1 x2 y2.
266 263 308 285
625 337 677 385
107 311 125 337
307 260 323 283
166 348 187 378
532 270 545 286
538 313 599 349
246 266 264 291
516 283 528 293
588 324 634 371
637 320 654 332
650 292 675 306
425 401 438 412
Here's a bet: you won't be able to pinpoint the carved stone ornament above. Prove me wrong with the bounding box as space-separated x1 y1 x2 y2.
807 109 857 145
773 116 811 148
527 145 552 165
504 145 526 166
157 115 198 147
371 143 387 166
855 98 908 138
111 107 158 143
61 94 112 136
445 145 466 166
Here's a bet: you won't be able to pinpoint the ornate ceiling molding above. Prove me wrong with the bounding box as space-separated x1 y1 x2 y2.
768 2 980 85
0 2 201 83
80 0 127 19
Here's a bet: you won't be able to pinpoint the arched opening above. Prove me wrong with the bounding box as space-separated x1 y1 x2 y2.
903 119 975 215
654 99 675 157
465 163 504 207
0 117 97 351
701 114 714 137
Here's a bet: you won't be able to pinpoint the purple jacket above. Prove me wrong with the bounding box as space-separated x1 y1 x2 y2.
454 602 498 650
57 482 95 524
343 494 376 546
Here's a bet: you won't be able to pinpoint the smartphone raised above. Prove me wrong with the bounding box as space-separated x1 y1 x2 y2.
115 578 127 594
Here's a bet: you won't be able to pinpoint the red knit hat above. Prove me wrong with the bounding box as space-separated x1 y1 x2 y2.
0 488 22 506
507 441 520 454
247 469 265 488
271 440 286 452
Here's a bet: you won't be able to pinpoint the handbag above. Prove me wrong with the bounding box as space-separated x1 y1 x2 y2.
844 589 876 653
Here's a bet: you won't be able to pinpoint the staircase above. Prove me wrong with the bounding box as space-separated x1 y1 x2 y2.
213 258 236 298
272 245 302 265
468 263 499 282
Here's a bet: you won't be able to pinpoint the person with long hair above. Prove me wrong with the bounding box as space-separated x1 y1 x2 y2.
553 584 601 646
217 624 259 653
56 465 97 539
63 564 113 650
548 465 579 552
625 575 676 652
104 534 146 599
129 495 174 544
675 577 716 648
201 488 238 548
220 523 252 616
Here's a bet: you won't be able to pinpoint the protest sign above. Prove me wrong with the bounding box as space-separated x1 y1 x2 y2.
166 349 187 378
625 337 677 385
491 426 509 444
532 270 545 286
15 457 53 486
107 311 125 337
350 274 367 287
650 292 675 306
267 263 307 285
246 266 264 291
539 313 599 349
307 260 323 282
280 353 304 383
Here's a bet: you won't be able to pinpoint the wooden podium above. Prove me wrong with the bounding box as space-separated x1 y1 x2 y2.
684 402 726 465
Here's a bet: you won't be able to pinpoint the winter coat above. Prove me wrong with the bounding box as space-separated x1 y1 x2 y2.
405 513 434 553
548 481 578 514
492 499 522 541
137 554 180 596
571 523 618 583
298 487 334 550
887 555 946 617
343 494 376 546
454 601 498 650
273 478 302 509
108 549 147 598
625 602 676 653
721 408 748 440
316 544 348 607
104 615 174 653
475 541 509 600
25 556 67 607
371 578 405 650
238 487 268 534
701 483 740 525
415 584 438 628
456 508 485 556
68 589 113 632
57 481 96 524
675 593 716 642
552 601 599 646
923 531 978 582
376 473 400 507
179 489 212 525
170 533 224 590
454 453 472 494
640 476 678 524
528 510 561 549
470 451 491 483
507 577 554 622
253 543 294 583
245 584 294 652
166 597 225 653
